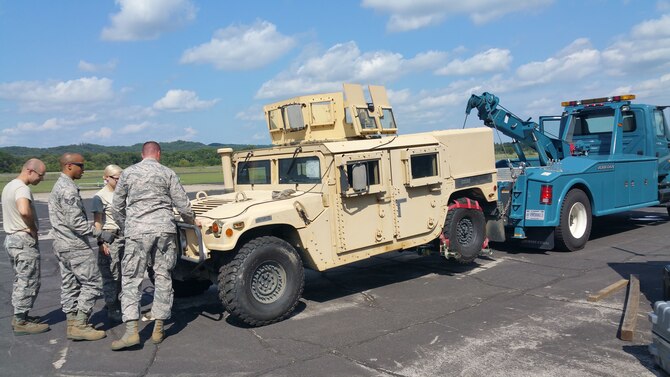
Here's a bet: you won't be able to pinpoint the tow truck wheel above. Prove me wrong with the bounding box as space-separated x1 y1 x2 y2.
219 236 304 327
443 199 486 264
555 189 592 251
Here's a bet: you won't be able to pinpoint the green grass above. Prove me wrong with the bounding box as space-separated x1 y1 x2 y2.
0 166 224 194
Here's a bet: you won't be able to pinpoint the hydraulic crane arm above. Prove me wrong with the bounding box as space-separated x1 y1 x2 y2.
466 92 562 166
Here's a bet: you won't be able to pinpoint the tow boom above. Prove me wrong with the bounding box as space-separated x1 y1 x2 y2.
466 92 562 166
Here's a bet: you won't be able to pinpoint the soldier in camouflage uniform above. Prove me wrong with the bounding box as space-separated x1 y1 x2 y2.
48 153 113 341
111 141 198 351
92 164 124 323
2 158 50 336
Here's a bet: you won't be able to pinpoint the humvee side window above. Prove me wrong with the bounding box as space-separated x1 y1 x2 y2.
285 104 305 131
410 154 438 179
346 160 380 187
404 147 441 187
268 109 283 131
380 108 396 130
356 107 377 130
237 160 271 185
279 156 321 184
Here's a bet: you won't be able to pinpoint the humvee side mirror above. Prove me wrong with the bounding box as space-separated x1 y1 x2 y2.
351 163 368 192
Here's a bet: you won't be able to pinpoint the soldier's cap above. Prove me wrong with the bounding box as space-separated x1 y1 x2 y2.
104 164 123 177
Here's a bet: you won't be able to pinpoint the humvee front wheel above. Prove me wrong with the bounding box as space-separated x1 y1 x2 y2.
219 236 304 326
443 199 486 264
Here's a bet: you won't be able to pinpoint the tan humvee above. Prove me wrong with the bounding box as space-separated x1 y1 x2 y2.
174 84 498 326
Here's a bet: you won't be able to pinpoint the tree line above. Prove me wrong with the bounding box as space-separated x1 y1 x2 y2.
0 141 259 173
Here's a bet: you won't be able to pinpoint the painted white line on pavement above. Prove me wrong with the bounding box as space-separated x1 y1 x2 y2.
464 257 507 276
53 346 68 370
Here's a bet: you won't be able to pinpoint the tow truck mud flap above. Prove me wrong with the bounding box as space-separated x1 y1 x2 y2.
176 222 210 263
518 227 555 250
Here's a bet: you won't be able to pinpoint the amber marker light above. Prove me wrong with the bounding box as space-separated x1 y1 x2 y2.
225 228 234 237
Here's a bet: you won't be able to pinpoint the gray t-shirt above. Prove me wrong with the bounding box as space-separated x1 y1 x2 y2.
1 178 36 233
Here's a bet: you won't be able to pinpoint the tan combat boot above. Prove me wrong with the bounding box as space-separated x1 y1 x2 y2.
69 311 106 341
151 319 164 344
65 312 77 339
12 313 49 336
111 320 140 351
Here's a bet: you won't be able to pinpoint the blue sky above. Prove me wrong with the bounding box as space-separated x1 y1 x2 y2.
1 0 669 147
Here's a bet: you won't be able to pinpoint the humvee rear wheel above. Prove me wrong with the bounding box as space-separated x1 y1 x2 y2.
219 236 304 326
444 199 486 264
555 189 592 251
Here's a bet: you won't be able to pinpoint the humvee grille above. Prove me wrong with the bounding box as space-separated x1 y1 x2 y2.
191 198 233 215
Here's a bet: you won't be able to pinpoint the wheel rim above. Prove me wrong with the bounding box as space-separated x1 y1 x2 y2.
456 217 475 245
251 261 287 304
568 202 587 238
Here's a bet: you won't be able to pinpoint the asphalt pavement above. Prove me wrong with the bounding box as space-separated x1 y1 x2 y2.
1 185 669 376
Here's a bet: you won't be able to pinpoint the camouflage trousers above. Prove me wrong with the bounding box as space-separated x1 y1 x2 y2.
97 237 124 307
4 232 41 315
120 233 177 322
52 239 103 314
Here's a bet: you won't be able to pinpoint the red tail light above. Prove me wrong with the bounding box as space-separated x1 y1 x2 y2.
540 185 552 205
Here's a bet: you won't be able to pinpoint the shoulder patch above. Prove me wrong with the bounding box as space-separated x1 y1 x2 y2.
65 197 76 206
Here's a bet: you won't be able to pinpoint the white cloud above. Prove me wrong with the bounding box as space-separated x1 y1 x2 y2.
236 105 265 121
78 59 118 72
173 127 197 141
632 13 670 38
604 14 670 75
361 0 553 31
0 77 114 111
515 39 600 86
83 127 113 140
101 0 196 41
256 41 446 99
153 89 219 112
2 115 98 135
119 121 151 134
436 48 512 76
180 20 295 70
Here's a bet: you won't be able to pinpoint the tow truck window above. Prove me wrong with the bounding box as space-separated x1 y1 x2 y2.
570 109 615 135
237 160 271 184
279 156 321 184
654 109 669 138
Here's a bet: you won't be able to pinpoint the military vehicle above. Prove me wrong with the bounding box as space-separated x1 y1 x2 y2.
173 84 499 326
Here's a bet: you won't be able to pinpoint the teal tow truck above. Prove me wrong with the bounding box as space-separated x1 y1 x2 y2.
466 93 670 251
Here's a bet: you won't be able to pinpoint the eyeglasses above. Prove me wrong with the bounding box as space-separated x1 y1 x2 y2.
29 169 45 178
68 162 85 169
109 176 120 181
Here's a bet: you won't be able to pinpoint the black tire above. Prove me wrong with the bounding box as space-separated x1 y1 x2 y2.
148 268 212 298
219 236 304 327
443 199 486 264
555 189 592 251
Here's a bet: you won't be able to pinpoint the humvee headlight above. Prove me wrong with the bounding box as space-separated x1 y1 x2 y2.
210 220 224 237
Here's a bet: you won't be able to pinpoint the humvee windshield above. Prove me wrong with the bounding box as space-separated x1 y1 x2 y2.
237 160 271 184
279 156 321 184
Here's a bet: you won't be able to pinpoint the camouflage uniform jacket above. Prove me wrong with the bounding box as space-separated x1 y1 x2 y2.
48 173 98 249
112 158 194 237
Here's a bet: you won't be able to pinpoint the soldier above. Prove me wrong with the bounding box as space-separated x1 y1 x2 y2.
2 158 50 335
111 141 199 351
48 153 114 341
92 164 124 322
